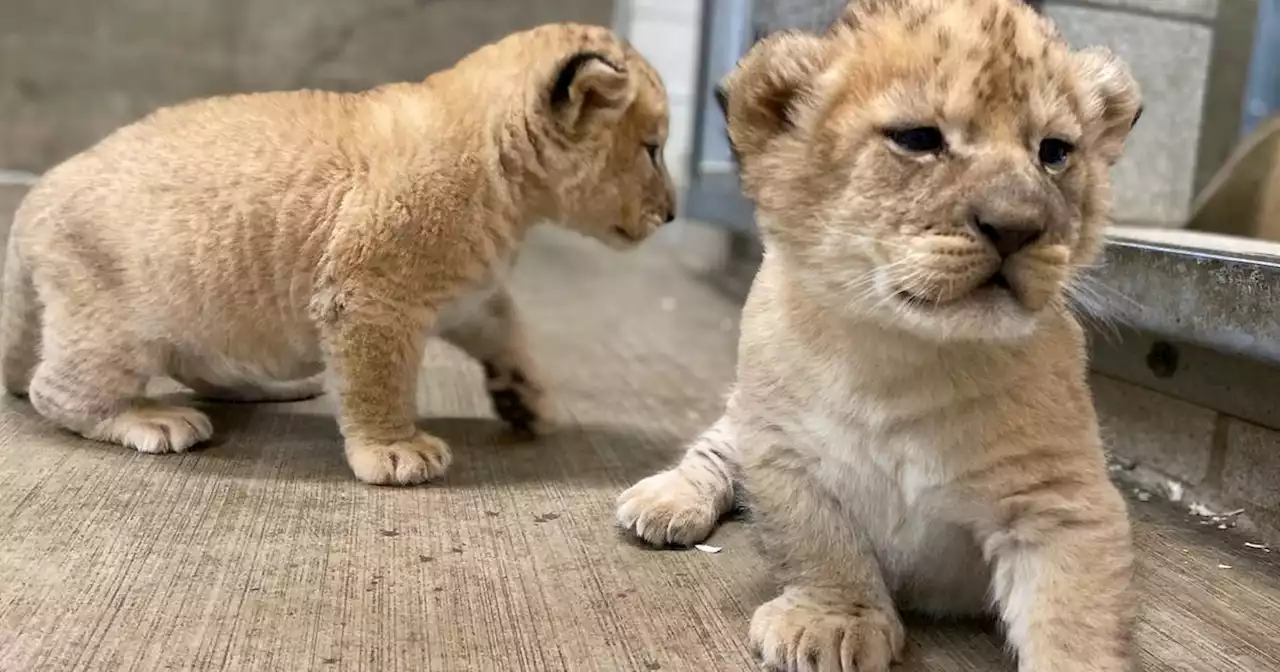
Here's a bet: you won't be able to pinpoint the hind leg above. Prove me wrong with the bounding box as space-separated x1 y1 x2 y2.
439 287 550 437
29 330 212 454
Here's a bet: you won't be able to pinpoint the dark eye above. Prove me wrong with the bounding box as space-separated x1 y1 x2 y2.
644 142 660 163
884 127 945 153
1039 138 1074 170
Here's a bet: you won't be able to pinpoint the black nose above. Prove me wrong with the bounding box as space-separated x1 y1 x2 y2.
975 218 1042 258
663 209 676 224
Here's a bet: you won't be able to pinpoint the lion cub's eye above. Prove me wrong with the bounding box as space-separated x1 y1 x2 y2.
1039 138 1074 171
884 127 946 154
643 142 660 164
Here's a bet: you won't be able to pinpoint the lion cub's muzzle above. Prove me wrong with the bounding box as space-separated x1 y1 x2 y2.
896 200 1071 313
610 205 676 247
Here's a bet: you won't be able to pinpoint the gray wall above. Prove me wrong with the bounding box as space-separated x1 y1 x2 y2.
0 0 614 172
1043 0 1220 225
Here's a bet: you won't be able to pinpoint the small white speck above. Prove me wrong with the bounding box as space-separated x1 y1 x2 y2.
1167 482 1184 502
659 297 677 312
1189 503 1218 517
694 544 722 554
1135 490 1152 502
1218 564 1233 570
1245 542 1270 551
1218 524 1228 530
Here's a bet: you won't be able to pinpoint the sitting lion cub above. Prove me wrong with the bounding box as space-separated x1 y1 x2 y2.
2 23 674 486
617 1 1142 670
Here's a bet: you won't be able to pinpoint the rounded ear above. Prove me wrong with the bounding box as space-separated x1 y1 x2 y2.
549 52 634 130
1072 46 1143 165
720 31 832 161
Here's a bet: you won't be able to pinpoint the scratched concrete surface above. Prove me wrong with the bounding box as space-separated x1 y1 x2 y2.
0 190 1278 670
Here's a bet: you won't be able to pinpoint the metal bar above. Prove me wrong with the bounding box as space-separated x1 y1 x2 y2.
1242 0 1280 137
690 0 754 179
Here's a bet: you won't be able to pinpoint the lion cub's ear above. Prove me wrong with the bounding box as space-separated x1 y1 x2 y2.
1072 46 1143 165
550 52 634 131
719 31 832 162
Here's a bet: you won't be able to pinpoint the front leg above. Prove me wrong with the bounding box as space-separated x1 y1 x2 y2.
321 310 451 486
440 287 550 437
745 440 906 672
987 485 1135 672
616 414 738 547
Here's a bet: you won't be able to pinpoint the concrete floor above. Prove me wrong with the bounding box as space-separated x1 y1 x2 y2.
0 190 1278 670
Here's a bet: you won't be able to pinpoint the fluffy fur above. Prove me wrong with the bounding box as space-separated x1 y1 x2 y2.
2 23 674 485
617 1 1142 670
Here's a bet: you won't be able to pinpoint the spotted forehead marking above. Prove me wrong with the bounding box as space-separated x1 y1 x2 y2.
892 3 1058 102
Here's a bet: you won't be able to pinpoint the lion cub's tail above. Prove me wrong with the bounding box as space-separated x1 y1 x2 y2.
1 231 41 396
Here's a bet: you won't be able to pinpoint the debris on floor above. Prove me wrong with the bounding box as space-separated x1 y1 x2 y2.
694 544 722 554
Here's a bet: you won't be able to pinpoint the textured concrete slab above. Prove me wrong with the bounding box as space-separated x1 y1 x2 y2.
0 225 1278 671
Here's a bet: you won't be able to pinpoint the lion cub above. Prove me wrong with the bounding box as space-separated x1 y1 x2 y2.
2 23 674 486
618 1 1142 670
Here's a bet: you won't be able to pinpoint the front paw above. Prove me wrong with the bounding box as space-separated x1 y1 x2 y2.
483 362 551 437
615 468 726 547
345 431 452 485
750 588 905 672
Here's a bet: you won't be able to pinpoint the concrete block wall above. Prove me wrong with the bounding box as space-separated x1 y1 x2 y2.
1043 0 1218 225
0 0 615 173
1089 328 1280 545
614 0 705 189
1094 371 1280 542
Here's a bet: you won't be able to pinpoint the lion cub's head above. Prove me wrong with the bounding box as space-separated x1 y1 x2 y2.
721 0 1141 341
513 25 676 248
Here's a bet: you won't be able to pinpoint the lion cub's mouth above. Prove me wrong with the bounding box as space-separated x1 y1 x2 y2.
896 271 1013 306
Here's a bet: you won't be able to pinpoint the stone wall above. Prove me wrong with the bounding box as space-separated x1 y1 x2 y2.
0 0 614 172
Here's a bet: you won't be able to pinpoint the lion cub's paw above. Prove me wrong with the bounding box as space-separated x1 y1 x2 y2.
345 431 452 486
616 469 723 547
483 363 552 438
750 588 905 672
90 405 215 454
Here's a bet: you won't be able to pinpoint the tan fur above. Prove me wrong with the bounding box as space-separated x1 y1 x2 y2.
1 23 674 484
617 2 1142 670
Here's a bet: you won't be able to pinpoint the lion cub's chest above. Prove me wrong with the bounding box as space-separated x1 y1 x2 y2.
791 400 990 613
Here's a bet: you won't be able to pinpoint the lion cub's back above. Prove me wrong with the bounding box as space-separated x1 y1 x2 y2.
13 90 362 314
7 90 369 371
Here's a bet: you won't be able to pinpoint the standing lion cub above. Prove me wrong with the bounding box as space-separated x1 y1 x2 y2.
2 23 674 486
618 1 1142 670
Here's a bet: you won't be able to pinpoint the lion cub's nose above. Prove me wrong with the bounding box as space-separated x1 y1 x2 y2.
974 217 1043 258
